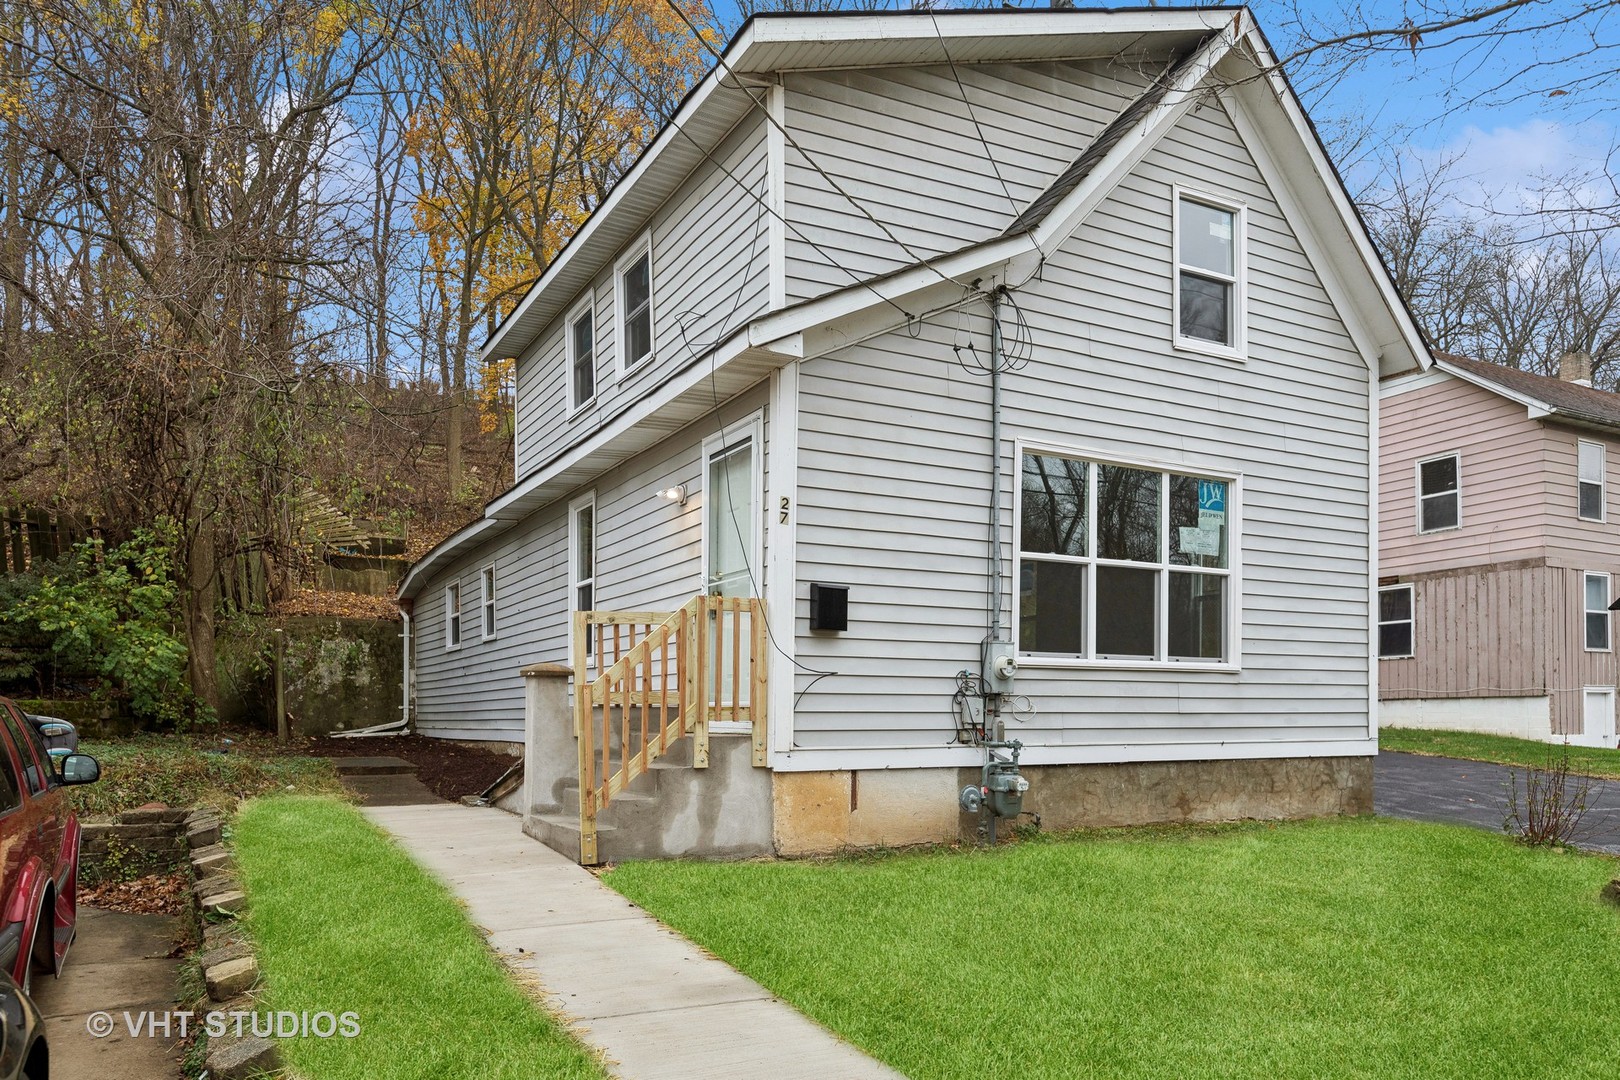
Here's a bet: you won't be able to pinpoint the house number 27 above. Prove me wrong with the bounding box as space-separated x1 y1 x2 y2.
779 496 790 524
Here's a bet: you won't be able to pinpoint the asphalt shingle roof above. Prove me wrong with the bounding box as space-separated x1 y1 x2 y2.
1439 352 1620 432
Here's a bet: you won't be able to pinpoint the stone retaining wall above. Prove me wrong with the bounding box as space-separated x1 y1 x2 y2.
81 808 190 883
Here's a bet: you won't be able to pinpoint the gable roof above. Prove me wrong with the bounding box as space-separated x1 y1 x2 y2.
1436 353 1620 433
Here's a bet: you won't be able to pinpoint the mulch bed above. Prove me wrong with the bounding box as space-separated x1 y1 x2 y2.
302 733 517 802
84 872 191 917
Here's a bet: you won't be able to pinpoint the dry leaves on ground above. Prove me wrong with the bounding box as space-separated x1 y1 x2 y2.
275 588 401 620
84 872 192 917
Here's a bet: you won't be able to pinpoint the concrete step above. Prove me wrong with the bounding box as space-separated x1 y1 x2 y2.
522 813 614 864
331 756 417 777
559 783 656 818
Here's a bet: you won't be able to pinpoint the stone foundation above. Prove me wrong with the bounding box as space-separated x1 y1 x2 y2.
773 756 1374 856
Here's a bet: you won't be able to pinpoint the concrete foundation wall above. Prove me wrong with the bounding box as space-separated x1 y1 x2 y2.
1379 696 1551 741
773 756 1373 856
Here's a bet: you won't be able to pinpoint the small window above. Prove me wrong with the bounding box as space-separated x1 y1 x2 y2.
444 583 462 649
617 238 652 372
1585 572 1611 652
1579 440 1605 521
1175 192 1243 355
568 301 595 411
570 494 596 654
0 707 45 795
480 565 497 640
1417 453 1460 533
1378 585 1414 659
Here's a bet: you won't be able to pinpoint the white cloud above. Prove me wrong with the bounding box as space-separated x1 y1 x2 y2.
1416 117 1615 214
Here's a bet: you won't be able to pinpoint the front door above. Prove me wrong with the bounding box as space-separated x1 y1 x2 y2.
704 426 758 725
1583 687 1617 747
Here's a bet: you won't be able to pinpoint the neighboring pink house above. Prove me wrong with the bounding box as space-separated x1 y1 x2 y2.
1379 353 1620 747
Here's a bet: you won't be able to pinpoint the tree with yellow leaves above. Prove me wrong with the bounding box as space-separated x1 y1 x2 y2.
405 0 710 494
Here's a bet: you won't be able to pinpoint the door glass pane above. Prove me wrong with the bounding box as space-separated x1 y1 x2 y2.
1180 200 1234 276
575 507 594 582
1020 560 1085 655
1096 466 1160 562
1168 572 1224 660
1095 566 1156 658
707 442 753 596
1021 454 1087 556
1169 475 1227 568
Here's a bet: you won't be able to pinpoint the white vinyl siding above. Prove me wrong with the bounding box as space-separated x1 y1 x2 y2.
1416 452 1461 533
1578 439 1604 521
790 94 1372 756
1378 584 1414 659
1585 571 1611 652
512 117 769 476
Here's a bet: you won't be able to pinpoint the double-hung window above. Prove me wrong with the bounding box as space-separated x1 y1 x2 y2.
1585 571 1611 652
1579 440 1605 521
1175 191 1244 356
1378 585 1414 659
444 583 462 650
1018 450 1234 664
570 494 596 654
568 300 595 412
617 236 653 373
1416 453 1460 533
480 565 497 640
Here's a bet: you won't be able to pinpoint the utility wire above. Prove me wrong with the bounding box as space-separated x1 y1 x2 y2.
928 9 1021 219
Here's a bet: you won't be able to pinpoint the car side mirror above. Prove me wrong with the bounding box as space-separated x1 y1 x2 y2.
58 754 100 786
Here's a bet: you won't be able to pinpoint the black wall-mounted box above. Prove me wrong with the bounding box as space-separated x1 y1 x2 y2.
809 583 849 632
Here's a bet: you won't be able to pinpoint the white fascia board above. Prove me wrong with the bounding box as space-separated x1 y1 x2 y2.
398 516 504 601
1027 26 1238 256
743 8 1235 52
1235 31 1430 376
1378 366 1454 398
1433 359 1554 417
479 28 760 365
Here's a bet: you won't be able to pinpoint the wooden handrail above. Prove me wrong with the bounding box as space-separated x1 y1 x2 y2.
571 594 768 865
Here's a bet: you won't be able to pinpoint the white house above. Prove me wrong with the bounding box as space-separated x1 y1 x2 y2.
396 8 1428 863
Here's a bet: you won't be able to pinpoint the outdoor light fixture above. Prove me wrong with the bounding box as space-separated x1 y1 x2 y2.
657 485 688 506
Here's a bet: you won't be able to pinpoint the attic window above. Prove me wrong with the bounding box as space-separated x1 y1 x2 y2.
1174 190 1245 358
617 235 653 373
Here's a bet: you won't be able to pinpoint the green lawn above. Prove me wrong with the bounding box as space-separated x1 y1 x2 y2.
233 797 605 1080
71 734 346 816
606 818 1620 1080
1380 726 1620 780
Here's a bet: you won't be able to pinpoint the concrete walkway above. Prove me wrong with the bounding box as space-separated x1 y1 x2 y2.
1375 750 1620 854
31 907 184 1079
364 802 905 1080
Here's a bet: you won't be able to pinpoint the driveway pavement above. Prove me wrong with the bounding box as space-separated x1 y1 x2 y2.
1375 750 1620 855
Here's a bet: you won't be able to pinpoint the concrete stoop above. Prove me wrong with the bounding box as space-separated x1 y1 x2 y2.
524 731 771 863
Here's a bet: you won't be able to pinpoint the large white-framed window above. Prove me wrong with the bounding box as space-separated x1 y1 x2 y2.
566 296 596 414
444 582 462 650
1585 571 1611 652
1173 187 1246 359
1378 584 1414 659
1579 439 1605 522
615 233 653 375
479 564 497 640
569 492 597 655
1416 452 1461 533
1015 443 1238 668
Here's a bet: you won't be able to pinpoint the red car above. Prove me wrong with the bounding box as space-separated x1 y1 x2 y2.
0 697 100 992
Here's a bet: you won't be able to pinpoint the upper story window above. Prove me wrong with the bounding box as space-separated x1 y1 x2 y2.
1586 571 1611 651
568 299 595 412
1416 452 1460 533
617 235 653 374
444 582 462 650
1174 190 1245 358
480 565 497 640
1378 584 1414 659
1579 440 1605 521
1018 449 1235 666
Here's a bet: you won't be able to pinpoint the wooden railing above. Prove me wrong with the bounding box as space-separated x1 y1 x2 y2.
571 594 767 865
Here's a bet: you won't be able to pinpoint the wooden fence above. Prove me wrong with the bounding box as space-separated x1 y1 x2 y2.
0 507 100 574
